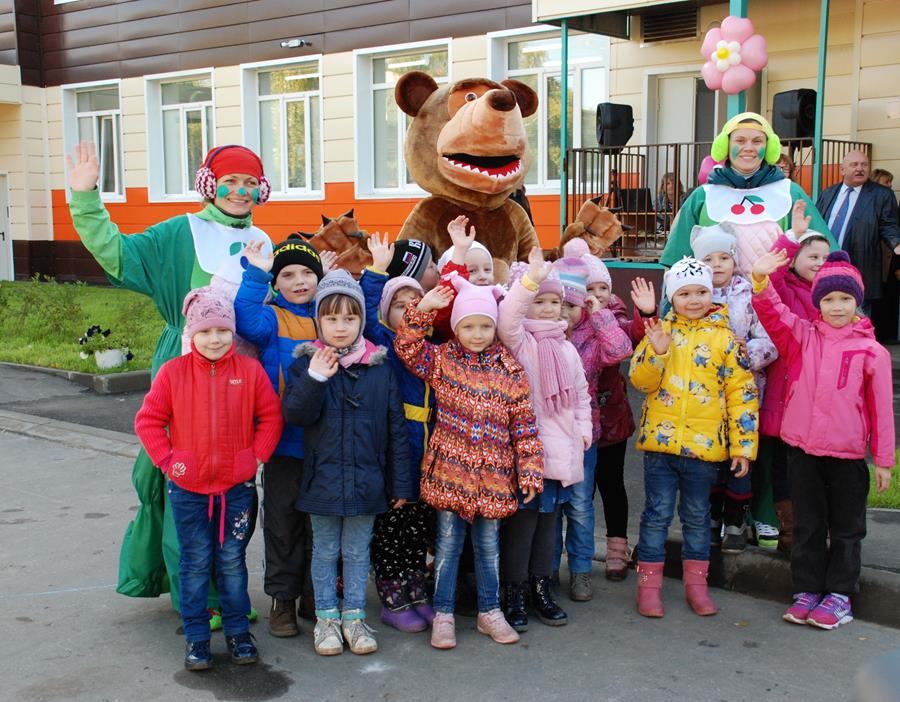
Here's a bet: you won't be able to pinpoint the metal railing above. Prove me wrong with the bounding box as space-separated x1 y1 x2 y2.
564 139 872 259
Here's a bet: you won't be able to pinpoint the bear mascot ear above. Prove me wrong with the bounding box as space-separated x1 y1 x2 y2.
395 71 440 117
501 79 539 118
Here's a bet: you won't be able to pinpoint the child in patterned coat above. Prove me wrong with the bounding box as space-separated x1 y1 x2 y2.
394 274 544 651
629 257 759 619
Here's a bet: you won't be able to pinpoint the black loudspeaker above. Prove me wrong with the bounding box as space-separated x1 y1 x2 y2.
772 89 816 142
596 102 634 151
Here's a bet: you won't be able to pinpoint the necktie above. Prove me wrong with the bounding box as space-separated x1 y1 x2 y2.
830 186 853 247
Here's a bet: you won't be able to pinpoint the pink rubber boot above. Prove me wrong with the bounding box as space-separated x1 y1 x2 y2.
683 560 718 616
636 562 665 618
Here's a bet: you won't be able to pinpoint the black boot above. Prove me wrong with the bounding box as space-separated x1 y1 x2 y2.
501 582 529 632
530 575 568 626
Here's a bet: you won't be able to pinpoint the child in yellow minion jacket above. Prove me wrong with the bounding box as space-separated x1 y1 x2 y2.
629 257 759 619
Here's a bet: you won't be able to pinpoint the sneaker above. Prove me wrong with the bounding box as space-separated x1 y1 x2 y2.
721 526 746 554
476 608 520 644
225 632 258 665
569 572 593 602
754 521 779 550
341 615 378 655
184 640 212 671
313 616 343 656
807 594 853 630
431 613 456 650
783 592 821 625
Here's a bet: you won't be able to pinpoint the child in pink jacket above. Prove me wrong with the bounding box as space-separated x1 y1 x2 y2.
760 228 831 554
497 248 592 634
752 249 894 631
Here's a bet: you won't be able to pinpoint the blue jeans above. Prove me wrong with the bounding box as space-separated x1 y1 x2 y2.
309 514 376 615
432 510 501 614
554 442 597 574
638 452 719 564
168 480 256 642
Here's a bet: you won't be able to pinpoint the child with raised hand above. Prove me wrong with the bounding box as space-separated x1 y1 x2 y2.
282 271 414 656
494 248 591 632
756 203 832 555
629 257 759 619
135 287 284 672
394 275 544 650
690 224 778 554
358 231 436 633
751 249 894 630
550 248 633 600
235 236 323 637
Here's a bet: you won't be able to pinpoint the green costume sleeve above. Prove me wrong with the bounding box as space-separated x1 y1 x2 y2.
788 181 837 248
660 187 707 267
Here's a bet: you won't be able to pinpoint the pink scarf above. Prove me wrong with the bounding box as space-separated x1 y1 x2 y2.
523 318 573 414
313 337 373 368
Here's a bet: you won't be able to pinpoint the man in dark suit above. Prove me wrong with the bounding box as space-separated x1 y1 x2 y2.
816 150 900 319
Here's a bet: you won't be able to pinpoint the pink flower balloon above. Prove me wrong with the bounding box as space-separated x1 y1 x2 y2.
701 16 768 95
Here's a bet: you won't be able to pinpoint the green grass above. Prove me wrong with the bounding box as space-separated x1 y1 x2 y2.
0 278 161 373
869 450 900 509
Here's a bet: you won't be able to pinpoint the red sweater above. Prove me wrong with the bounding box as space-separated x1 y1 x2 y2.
134 344 283 496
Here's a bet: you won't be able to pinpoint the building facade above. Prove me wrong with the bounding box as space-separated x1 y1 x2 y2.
0 0 897 280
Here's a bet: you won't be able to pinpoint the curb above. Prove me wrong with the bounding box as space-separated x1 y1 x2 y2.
0 361 150 394
0 409 140 459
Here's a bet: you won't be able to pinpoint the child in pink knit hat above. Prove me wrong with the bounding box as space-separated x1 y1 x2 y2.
752 249 894 631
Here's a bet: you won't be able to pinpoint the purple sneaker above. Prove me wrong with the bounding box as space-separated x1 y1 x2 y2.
783 592 821 625
807 594 853 630
380 606 428 633
412 602 436 626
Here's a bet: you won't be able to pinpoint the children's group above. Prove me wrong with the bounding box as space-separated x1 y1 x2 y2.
64 132 896 673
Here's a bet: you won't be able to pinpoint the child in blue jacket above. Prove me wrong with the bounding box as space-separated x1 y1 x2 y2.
360 233 437 632
283 270 413 657
235 235 322 638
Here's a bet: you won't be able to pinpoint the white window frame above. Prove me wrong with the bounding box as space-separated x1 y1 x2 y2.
488 27 610 194
240 56 325 201
353 39 452 199
61 79 125 203
144 68 215 203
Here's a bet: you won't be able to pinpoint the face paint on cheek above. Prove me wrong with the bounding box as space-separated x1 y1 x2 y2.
758 147 766 160
731 146 740 160
251 188 260 203
216 184 230 199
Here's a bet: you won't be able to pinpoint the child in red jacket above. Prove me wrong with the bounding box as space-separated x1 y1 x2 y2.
135 287 283 671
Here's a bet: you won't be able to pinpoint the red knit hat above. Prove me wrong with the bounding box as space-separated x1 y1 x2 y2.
194 145 271 204
811 251 864 308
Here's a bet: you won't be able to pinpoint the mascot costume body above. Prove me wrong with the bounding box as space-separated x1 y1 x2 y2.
661 112 834 274
394 72 541 271
68 145 273 614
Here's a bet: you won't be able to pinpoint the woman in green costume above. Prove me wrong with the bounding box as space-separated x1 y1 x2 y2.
66 142 274 620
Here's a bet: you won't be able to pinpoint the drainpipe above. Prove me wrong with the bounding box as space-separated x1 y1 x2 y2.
811 0 829 200
560 18 569 237
727 0 748 119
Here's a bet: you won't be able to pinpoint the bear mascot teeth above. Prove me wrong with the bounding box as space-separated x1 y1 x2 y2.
394 71 542 277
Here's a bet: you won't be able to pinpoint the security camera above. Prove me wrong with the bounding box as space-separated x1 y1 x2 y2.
280 38 311 49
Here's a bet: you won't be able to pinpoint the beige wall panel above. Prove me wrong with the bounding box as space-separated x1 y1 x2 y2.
215 105 242 129
454 59 488 78
217 125 243 144
215 84 242 108
860 32 900 67
823 104 852 137
858 64 900 100
857 126 900 159
323 51 353 77
861 0 900 34
215 66 241 88
453 35 486 63
325 137 355 164
857 98 900 131
123 113 147 135
325 160 354 183
122 131 145 154
323 73 353 99
324 116 354 141
324 94 354 120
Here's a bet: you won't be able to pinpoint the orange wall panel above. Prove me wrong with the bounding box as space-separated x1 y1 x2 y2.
51 182 565 249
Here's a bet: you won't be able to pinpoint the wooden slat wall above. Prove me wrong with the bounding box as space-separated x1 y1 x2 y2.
32 0 532 87
0 0 17 67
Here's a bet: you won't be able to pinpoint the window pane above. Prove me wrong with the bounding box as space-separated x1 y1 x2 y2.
508 33 606 70
547 74 573 182
76 86 119 112
161 77 212 105
372 50 448 84
516 74 539 186
185 109 204 192
373 88 398 188
258 64 319 95
163 109 181 194
287 100 306 190
259 100 282 192
99 116 116 193
580 67 606 149
309 95 322 191
77 116 93 143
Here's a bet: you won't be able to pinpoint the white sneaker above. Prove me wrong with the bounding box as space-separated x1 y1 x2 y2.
313 616 343 656
342 614 378 655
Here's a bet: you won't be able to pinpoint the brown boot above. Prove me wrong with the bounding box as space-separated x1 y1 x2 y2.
605 537 630 581
269 597 299 637
774 500 793 557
